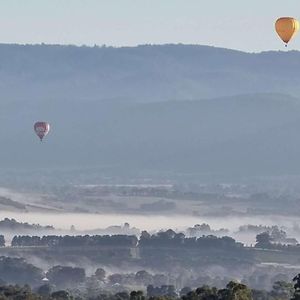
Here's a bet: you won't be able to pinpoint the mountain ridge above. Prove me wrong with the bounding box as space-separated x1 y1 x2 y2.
0 44 300 179
0 43 300 102
1 93 300 179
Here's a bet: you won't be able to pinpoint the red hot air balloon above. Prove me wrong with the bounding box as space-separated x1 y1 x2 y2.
34 122 50 141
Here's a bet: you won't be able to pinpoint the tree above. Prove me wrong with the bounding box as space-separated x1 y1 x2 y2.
196 285 217 300
255 232 272 249
135 270 153 285
292 274 300 300
51 290 72 300
219 281 252 300
182 286 217 300
95 268 106 281
141 231 151 239
0 257 43 286
147 285 177 298
36 283 52 297
180 286 192 297
47 266 85 288
0 285 41 300
271 281 294 299
130 290 145 300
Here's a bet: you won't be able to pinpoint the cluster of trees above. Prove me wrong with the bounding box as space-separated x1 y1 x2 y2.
147 285 177 298
0 257 43 287
139 229 242 249
0 254 300 299
241 226 298 246
47 266 86 289
239 225 279 234
186 224 229 237
0 254 295 293
0 277 300 299
106 270 169 287
0 284 75 300
11 235 138 248
10 230 243 250
0 218 54 232
0 285 41 300
255 232 299 250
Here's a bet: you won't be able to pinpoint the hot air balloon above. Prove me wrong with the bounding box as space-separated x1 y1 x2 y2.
275 17 299 46
34 122 50 141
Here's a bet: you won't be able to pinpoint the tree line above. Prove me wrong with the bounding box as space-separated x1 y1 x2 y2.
10 230 242 249
11 235 138 248
8 229 300 251
2 275 300 299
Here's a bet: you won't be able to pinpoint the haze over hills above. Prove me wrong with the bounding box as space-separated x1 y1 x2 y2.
1 43 300 102
1 44 300 181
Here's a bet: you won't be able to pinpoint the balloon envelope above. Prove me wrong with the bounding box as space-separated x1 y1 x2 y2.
34 122 50 141
275 17 299 45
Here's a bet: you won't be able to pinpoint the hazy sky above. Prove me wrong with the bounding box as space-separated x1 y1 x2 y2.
0 0 300 52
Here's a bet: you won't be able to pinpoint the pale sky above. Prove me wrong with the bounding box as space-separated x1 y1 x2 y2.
0 0 299 52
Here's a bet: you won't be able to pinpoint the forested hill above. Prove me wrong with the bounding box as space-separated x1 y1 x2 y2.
1 44 300 179
0 43 300 102
2 93 300 179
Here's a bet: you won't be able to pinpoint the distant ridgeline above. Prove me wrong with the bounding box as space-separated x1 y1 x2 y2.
1 44 300 101
2 44 300 178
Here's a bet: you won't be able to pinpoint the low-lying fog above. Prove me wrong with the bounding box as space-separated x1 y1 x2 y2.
0 211 299 245
0 211 295 231
1 183 300 245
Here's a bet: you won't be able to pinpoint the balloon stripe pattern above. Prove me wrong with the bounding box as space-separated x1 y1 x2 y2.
34 122 50 141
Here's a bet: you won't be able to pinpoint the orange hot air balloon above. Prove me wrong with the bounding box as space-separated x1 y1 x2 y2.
275 17 299 46
34 122 50 141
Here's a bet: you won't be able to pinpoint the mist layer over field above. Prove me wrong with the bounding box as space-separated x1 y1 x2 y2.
0 211 293 231
0 211 297 245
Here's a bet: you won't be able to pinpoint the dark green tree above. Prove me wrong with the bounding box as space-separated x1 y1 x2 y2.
130 290 145 300
255 232 273 249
